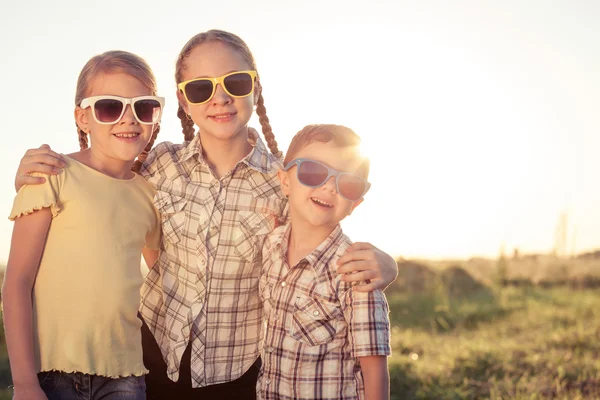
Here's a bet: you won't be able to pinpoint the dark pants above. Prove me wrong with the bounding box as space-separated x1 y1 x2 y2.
38 371 146 400
140 318 261 400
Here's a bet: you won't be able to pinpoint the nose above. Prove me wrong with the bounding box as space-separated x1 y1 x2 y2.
321 175 337 193
119 104 137 124
212 83 232 105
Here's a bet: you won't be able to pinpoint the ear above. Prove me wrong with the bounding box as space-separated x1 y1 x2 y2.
277 169 291 196
176 90 190 115
348 198 364 216
74 106 90 133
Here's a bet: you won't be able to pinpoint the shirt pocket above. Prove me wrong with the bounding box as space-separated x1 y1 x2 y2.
153 191 187 245
234 210 273 262
289 295 341 346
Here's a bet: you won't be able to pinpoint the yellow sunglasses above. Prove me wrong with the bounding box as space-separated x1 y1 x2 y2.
177 70 257 105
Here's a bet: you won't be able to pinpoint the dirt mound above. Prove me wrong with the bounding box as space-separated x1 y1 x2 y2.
390 260 437 293
440 266 486 297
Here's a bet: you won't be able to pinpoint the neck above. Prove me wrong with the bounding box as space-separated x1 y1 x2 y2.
73 148 135 179
200 128 253 179
286 218 337 267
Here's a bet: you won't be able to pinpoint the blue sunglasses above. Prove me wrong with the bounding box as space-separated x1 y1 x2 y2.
284 158 370 201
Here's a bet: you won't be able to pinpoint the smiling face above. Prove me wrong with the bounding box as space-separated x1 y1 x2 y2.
177 40 258 144
279 141 366 233
75 72 155 165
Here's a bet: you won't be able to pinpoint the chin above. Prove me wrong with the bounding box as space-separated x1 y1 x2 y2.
208 123 247 139
114 152 141 163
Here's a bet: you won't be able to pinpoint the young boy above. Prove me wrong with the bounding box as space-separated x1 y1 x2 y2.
258 124 391 399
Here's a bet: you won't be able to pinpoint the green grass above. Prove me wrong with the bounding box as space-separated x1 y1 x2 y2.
387 286 600 399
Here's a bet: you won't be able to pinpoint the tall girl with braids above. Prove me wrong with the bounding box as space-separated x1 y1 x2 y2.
3 51 164 400
13 30 398 399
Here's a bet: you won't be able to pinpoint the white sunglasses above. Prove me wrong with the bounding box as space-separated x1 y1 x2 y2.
80 95 165 125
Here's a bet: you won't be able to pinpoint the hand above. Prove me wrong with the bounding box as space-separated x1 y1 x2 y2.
12 384 48 400
337 242 398 292
14 144 65 191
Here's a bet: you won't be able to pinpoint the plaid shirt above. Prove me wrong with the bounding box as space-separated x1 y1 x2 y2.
139 129 288 387
258 223 391 400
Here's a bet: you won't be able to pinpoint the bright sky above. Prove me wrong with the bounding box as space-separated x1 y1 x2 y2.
0 0 598 262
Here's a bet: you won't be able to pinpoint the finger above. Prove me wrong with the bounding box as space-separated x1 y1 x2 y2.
352 281 383 292
22 155 65 170
17 175 47 187
345 242 376 252
337 249 376 267
25 146 64 161
22 163 61 176
337 251 357 267
337 259 374 274
340 269 376 283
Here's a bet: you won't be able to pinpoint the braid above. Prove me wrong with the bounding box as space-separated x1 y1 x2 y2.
177 105 196 141
132 124 161 173
78 125 89 150
255 94 282 158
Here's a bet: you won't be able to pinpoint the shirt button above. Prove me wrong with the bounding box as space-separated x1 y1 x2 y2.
313 310 320 316
200 259 206 266
210 226 218 234
280 282 286 287
266 346 274 353
273 313 280 321
265 378 271 385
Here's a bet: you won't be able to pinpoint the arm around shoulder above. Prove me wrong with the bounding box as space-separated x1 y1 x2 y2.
337 242 398 292
14 144 65 192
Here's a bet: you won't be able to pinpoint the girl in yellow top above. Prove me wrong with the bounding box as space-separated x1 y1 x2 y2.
2 51 163 400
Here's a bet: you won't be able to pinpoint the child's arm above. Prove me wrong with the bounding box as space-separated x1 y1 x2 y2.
14 144 65 191
337 242 398 292
358 356 389 400
339 277 391 400
142 247 159 269
2 209 52 400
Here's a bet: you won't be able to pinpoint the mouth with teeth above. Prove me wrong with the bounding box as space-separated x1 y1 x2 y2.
113 132 141 142
311 197 333 208
209 112 236 122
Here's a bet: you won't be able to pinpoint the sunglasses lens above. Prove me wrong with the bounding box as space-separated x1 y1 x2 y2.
297 161 329 187
94 99 124 123
223 72 254 97
184 80 214 104
134 99 162 123
338 174 366 201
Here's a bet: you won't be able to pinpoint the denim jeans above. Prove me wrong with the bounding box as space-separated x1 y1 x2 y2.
38 371 146 400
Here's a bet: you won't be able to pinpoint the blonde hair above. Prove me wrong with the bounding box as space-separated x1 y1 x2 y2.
74 50 161 173
175 29 281 157
284 124 370 178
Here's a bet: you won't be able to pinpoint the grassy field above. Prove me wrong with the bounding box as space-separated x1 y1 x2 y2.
385 257 600 399
0 256 599 399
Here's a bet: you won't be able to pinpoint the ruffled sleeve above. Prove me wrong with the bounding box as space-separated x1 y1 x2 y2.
9 172 61 220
